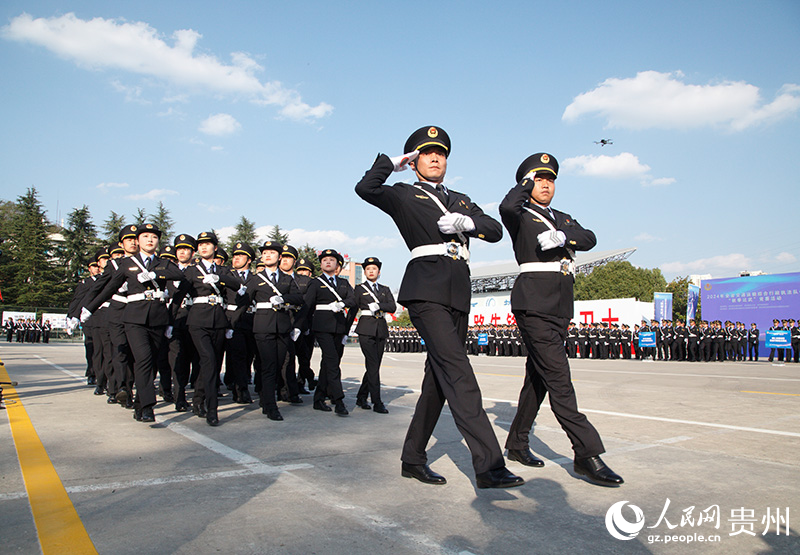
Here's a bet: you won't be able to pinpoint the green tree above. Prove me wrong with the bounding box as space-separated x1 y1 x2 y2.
102 210 127 244
297 243 321 276
574 261 666 302
390 310 412 327
665 276 702 321
225 216 258 254
0 199 22 299
4 187 68 306
151 201 174 244
132 207 147 226
267 224 290 245
61 205 100 283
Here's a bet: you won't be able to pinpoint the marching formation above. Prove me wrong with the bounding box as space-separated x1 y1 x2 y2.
60 125 625 490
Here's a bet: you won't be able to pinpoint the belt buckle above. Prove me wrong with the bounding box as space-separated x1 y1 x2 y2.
560 259 570 275
209 296 218 306
446 242 460 259
144 290 154 301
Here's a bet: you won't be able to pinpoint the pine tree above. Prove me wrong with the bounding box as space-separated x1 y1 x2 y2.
151 202 174 244
132 207 148 226
298 244 321 276
61 205 100 283
267 224 290 245
4 187 68 306
102 211 127 244
225 216 258 254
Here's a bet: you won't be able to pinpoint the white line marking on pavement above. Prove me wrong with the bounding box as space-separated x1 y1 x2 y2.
34 355 85 380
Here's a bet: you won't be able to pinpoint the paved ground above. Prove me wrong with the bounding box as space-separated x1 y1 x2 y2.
1 342 798 554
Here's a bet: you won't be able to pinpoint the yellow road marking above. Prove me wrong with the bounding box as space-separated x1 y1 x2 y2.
741 390 800 397
0 359 97 554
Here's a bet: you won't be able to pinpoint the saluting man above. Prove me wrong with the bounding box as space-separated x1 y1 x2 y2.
499 153 623 486
352 257 396 414
355 126 522 489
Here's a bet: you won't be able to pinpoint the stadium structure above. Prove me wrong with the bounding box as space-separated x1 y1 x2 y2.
470 247 637 294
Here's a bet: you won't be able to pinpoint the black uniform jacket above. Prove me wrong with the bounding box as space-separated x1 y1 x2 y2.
303 275 355 335
176 263 242 329
499 177 596 318
84 254 184 327
356 154 502 313
353 282 397 339
244 269 304 335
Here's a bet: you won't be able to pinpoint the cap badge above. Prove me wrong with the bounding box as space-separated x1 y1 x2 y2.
180 235 185 240
236 243 242 248
541 154 550 164
427 127 438 138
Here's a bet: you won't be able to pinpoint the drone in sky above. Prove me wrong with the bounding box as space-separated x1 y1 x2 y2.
594 139 613 146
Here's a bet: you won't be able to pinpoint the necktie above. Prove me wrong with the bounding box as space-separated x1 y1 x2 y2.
373 283 380 295
329 276 336 287
210 263 216 274
144 256 151 270
271 272 278 285
435 184 447 202
240 271 246 280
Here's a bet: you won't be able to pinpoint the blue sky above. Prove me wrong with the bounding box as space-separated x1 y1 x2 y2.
1 1 799 290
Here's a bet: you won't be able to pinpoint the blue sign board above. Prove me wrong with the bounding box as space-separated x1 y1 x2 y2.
478 333 488 346
765 330 791 349
638 331 656 348
654 292 673 322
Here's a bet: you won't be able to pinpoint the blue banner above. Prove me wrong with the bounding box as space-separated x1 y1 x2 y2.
638 331 656 348
654 292 673 322
687 284 700 321
765 330 791 349
478 333 488 346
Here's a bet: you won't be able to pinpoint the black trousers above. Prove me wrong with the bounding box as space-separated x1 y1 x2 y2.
83 327 94 377
225 329 256 393
189 327 225 414
748 341 759 361
402 302 504 475
357 334 386 404
124 323 165 410
506 311 604 459
313 332 345 404
254 332 290 410
278 338 300 399
108 318 134 396
168 326 194 402
296 332 315 384
92 326 113 390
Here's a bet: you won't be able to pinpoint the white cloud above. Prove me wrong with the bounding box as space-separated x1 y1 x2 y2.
124 188 178 201
634 233 661 242
662 253 751 274
562 71 800 131
644 177 676 187
199 113 241 136
198 203 231 214
2 13 333 121
776 252 797 264
110 79 149 104
562 152 650 179
96 181 129 190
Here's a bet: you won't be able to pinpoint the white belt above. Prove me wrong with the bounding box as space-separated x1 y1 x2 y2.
315 304 334 311
181 298 193 308
410 242 470 262
519 260 575 275
256 302 280 310
229 304 256 313
128 290 168 302
360 309 377 317
111 294 128 304
192 295 224 306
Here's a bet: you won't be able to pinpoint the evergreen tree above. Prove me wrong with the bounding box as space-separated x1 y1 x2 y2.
267 224 290 245
133 207 148 226
4 187 68 306
0 200 22 301
666 276 701 321
61 205 100 283
225 216 258 254
297 244 321 276
151 201 174 244
102 210 127 243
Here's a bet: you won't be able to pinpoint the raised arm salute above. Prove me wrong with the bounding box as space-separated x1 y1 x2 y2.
355 126 522 489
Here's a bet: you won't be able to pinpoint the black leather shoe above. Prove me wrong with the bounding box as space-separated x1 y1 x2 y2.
573 456 624 487
298 386 311 395
107 395 118 404
334 401 349 416
313 401 332 412
192 401 207 418
401 462 446 485
263 407 284 421
123 398 134 410
307 378 317 391
140 407 155 423
93 385 105 395
373 403 389 414
115 389 129 405
288 395 303 405
162 391 175 403
356 398 371 410
475 466 525 489
175 399 189 412
237 388 253 404
507 448 545 467
133 407 142 421
87 375 96 386
206 412 220 426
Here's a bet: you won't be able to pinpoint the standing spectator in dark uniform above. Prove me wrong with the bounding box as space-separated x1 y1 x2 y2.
687 319 699 362
356 126 522 489
566 322 579 358
41 320 51 343
499 152 622 487
748 322 760 361
4 318 15 342
620 324 632 359
352 257 396 414
292 257 317 392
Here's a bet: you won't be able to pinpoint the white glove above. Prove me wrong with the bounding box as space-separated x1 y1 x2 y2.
80 307 92 323
165 325 173 339
138 271 157 283
66 317 79 335
225 329 234 339
329 301 344 313
522 169 537 181
537 230 566 250
389 150 419 172
118 281 129 293
437 212 475 234
342 335 348 345
203 274 220 284
269 295 283 307
368 302 380 312
290 328 301 342
237 285 247 296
